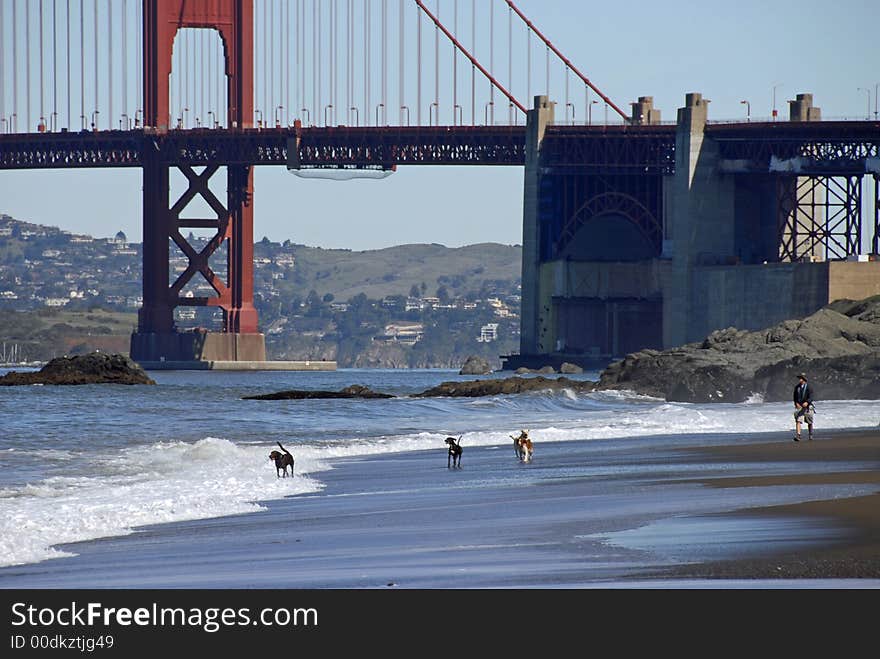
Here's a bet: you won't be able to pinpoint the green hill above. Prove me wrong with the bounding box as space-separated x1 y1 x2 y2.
278 242 521 301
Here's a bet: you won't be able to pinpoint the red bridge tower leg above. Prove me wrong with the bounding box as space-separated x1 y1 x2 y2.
131 0 264 364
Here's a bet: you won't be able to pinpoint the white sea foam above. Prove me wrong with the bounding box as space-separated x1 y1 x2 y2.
2 393 877 568
0 438 323 567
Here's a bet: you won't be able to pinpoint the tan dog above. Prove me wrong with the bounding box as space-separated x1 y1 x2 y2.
510 430 533 463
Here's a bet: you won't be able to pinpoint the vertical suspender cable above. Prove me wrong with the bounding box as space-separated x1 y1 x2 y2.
1 2 5 130
398 0 403 125
508 5 512 123
311 0 316 125
329 0 334 125
433 1 437 125
208 25 213 126
108 0 113 129
526 28 530 106
470 0 474 125
416 1 420 125
264 2 268 124
136 0 141 125
545 44 549 95
317 0 322 125
122 0 126 127
200 29 205 126
346 0 351 124
453 0 457 125
270 0 274 124
176 25 181 125
26 0 31 130
364 0 369 126
489 0 493 124
13 0 18 131
53 0 58 130
381 0 386 124
93 0 98 128
285 0 289 124
80 0 84 129
40 0 44 128
66 0 71 129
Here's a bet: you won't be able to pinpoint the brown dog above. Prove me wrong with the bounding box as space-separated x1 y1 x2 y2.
269 442 295 478
510 430 533 463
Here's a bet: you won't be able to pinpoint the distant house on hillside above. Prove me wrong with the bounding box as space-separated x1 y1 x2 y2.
477 323 499 343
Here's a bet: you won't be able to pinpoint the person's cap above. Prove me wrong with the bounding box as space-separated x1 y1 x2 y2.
798 373 807 380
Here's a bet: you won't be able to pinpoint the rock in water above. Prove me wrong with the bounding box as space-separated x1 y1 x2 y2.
596 295 880 403
243 385 394 400
414 375 595 398
0 353 156 386
559 362 583 374
459 355 493 375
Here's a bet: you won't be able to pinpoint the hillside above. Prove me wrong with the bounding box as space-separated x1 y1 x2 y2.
265 241 521 301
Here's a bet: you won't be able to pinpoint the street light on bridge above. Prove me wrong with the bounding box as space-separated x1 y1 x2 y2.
588 99 597 125
771 83 783 121
740 100 750 122
857 88 871 120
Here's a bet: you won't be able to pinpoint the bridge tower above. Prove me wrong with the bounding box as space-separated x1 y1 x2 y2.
131 0 265 364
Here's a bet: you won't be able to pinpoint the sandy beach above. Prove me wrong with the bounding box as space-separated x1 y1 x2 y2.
1 426 878 589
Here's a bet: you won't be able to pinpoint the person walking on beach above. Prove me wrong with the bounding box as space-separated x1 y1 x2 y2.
793 372 814 442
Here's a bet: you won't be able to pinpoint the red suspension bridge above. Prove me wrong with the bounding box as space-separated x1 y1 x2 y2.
0 1 878 367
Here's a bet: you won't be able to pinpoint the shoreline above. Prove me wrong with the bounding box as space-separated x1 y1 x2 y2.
1 425 878 587
666 429 880 580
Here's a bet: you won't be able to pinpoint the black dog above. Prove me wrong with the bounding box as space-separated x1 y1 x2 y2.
269 442 295 478
445 436 463 469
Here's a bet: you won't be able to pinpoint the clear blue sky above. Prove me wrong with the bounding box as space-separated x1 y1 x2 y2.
1 0 877 249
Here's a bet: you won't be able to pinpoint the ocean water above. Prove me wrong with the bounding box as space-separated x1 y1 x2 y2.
0 367 877 568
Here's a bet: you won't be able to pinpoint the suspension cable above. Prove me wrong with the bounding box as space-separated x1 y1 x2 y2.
434 1 438 125
0 2 5 130
136 0 142 126
488 0 493 124
93 0 98 128
470 0 474 125
39 0 45 128
453 0 457 125
416 0 420 125
381 0 386 124
80 0 84 129
13 0 18 131
398 0 403 124
108 0 113 129
285 0 290 124
26 0 31 131
122 0 128 128
364 0 370 126
53 0 58 130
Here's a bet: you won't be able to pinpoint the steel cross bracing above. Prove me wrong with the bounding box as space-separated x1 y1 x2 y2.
0 125 527 169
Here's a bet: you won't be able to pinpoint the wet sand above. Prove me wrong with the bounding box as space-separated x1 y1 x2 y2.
668 430 880 580
1 427 878 588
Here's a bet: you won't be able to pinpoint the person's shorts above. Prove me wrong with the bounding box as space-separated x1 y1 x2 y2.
794 407 814 424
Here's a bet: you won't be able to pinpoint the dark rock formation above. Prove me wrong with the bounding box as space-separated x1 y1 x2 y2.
596 295 880 403
243 384 394 400
459 355 493 375
413 375 595 398
0 353 155 386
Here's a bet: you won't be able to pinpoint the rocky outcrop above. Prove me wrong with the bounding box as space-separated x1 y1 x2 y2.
559 362 584 374
596 296 880 403
515 366 556 374
243 384 394 400
459 355 493 375
413 375 595 398
0 353 155 386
